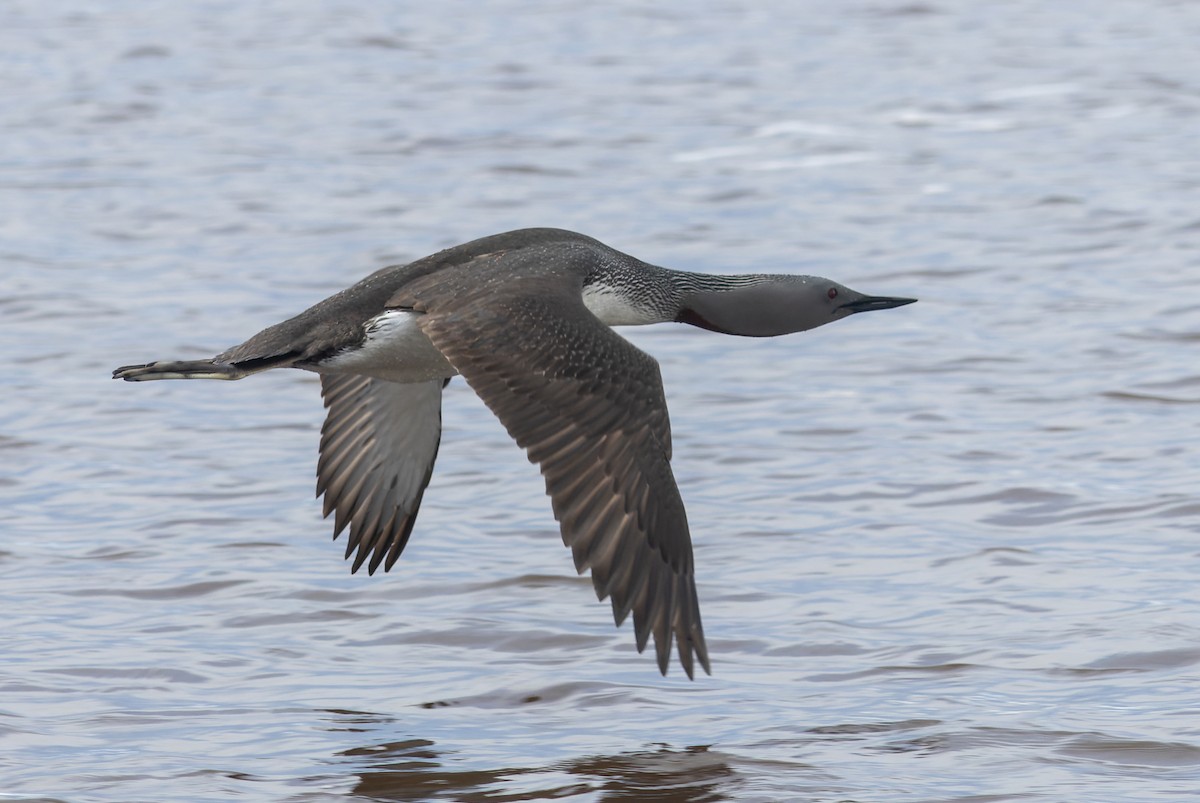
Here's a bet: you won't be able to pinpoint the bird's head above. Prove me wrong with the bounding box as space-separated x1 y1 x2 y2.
678 275 916 337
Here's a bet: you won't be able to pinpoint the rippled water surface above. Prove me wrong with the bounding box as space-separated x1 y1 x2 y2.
4 1 1200 800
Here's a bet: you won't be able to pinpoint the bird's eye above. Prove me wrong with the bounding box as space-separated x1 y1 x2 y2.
827 287 838 299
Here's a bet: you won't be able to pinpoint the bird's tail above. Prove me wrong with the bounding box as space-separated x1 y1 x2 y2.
114 346 303 381
112 359 251 381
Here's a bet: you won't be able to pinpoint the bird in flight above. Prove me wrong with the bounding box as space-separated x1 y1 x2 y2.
113 228 915 677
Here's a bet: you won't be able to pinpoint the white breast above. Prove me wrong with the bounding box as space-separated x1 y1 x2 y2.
318 310 457 383
581 285 661 326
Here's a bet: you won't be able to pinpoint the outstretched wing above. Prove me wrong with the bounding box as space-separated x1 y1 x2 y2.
317 374 443 575
392 260 709 678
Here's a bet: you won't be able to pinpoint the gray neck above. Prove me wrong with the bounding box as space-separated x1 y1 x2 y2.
671 272 832 337
584 249 841 337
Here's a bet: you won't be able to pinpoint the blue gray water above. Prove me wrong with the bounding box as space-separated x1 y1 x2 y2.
3 1 1200 800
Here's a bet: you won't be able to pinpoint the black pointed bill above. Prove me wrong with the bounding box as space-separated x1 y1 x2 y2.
839 295 917 314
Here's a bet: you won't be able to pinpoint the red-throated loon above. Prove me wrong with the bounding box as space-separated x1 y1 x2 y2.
113 227 916 678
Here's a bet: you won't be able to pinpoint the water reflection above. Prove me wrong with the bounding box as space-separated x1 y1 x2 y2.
335 724 733 802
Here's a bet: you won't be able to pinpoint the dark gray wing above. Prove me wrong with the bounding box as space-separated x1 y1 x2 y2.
393 260 710 678
317 374 443 574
